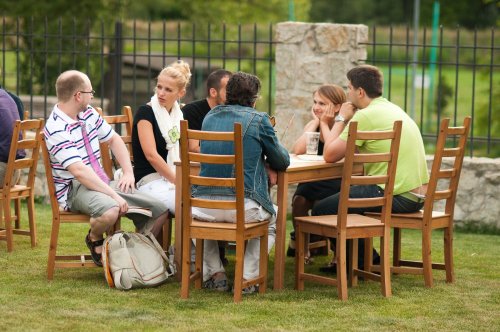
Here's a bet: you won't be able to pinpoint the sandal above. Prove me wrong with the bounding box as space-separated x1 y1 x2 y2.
85 229 104 267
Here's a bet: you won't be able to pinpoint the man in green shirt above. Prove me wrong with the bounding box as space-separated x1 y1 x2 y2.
314 64 429 270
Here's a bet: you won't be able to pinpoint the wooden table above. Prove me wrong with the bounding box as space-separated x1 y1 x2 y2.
173 155 363 288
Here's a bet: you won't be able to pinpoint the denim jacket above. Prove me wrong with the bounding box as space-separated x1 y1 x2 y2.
192 104 290 215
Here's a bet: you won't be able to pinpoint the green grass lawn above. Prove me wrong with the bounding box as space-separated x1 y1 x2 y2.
1 202 499 331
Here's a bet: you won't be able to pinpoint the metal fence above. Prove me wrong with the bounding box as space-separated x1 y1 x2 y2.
363 25 499 157
1 18 498 157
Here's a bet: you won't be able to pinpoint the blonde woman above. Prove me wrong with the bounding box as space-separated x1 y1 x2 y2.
132 60 191 215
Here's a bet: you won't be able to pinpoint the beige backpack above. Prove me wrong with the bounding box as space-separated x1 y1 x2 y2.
102 231 176 290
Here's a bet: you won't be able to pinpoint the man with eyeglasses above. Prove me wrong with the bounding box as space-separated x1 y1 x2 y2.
44 70 169 267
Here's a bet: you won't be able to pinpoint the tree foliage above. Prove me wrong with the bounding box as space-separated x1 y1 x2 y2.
309 0 499 28
0 0 123 95
125 0 311 23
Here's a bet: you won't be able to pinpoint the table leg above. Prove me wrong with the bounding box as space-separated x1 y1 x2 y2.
174 164 182 281
274 171 288 290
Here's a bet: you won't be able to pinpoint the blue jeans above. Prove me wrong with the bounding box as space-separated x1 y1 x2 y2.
312 184 424 216
311 184 424 269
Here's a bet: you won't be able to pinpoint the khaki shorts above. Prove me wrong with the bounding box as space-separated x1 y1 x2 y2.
67 180 168 228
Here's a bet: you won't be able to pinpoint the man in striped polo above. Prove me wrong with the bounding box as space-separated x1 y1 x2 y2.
44 70 169 267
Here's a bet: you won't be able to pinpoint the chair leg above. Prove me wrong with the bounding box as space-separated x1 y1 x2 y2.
380 232 392 297
47 216 61 280
295 224 306 291
233 238 245 303
336 235 348 301
180 234 193 299
259 231 268 294
444 226 455 283
422 227 433 288
194 238 203 290
349 239 358 287
0 200 3 228
14 198 21 229
27 196 37 247
3 198 13 252
364 238 373 272
393 227 401 267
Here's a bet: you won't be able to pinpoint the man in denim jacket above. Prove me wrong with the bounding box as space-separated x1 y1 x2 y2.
193 72 290 294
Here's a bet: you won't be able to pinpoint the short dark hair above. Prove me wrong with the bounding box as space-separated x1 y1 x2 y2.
346 65 383 98
225 72 261 107
206 69 232 95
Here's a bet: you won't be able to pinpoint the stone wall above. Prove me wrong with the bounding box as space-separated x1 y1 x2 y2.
274 22 368 150
448 157 500 229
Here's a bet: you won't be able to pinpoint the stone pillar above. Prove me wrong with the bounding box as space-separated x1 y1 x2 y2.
274 22 368 150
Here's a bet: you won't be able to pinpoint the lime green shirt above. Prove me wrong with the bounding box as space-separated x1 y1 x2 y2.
339 97 429 195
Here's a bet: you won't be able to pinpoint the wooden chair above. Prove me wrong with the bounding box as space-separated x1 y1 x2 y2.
294 120 402 300
2 110 33 236
40 134 98 279
367 117 471 287
96 106 134 178
1 119 44 252
97 106 173 250
179 120 270 303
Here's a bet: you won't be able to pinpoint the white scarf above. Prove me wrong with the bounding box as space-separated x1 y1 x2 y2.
150 94 183 167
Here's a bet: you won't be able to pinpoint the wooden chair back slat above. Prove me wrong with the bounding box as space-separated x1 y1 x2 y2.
189 153 235 164
350 175 388 186
354 153 391 163
442 148 460 157
356 130 396 140
190 176 236 187
187 129 234 141
347 197 386 208
191 198 237 210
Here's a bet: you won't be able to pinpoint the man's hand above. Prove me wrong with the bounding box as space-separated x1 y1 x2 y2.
112 193 129 215
338 102 357 122
265 163 278 187
117 171 135 194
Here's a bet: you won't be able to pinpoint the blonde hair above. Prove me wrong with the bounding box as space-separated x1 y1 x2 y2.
158 60 192 91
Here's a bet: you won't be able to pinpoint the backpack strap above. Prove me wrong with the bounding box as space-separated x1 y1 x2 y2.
143 231 177 277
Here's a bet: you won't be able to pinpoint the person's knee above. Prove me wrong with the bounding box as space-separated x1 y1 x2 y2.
95 206 120 226
292 195 312 217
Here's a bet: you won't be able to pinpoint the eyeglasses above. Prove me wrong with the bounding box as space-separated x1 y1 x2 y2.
74 90 95 96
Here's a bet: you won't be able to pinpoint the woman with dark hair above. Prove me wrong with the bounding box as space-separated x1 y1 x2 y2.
193 72 290 294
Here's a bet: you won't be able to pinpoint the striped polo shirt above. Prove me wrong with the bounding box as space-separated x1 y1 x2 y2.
44 104 115 209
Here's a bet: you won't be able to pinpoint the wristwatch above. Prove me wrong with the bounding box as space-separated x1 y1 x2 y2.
334 114 348 124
